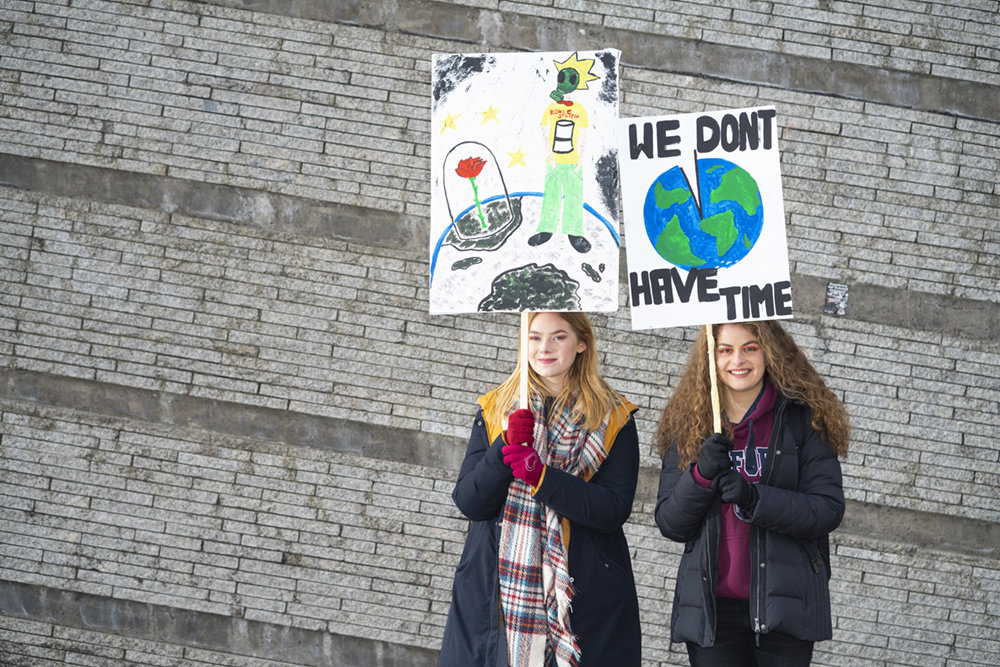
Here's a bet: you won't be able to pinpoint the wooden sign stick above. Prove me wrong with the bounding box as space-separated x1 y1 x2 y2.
519 311 530 409
706 323 722 433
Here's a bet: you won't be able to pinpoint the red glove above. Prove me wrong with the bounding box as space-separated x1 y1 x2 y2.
505 408 535 446
503 444 544 487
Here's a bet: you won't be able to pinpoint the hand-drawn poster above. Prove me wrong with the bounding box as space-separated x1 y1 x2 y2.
430 50 621 314
618 106 793 330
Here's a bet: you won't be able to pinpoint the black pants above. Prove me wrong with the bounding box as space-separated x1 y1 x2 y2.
686 598 814 667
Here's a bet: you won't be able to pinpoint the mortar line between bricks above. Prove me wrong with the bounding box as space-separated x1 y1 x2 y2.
1 368 997 561
200 0 1000 123
2 152 998 343
0 579 440 667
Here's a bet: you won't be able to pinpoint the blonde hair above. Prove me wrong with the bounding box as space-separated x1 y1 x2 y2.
486 312 623 431
655 321 850 468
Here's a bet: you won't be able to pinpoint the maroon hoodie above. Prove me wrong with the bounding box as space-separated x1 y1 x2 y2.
692 379 776 599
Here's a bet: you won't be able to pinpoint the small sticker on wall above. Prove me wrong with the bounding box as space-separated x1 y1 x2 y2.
823 282 849 316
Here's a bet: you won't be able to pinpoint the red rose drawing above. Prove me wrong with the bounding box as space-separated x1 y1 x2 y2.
456 156 487 179
456 156 488 228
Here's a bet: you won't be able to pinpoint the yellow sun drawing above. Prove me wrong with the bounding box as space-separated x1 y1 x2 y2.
553 52 599 90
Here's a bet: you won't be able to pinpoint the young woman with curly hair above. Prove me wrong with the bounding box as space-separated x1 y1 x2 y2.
441 312 642 667
655 321 849 667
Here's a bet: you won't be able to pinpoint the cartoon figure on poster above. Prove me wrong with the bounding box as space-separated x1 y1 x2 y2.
530 59 599 255
430 50 621 314
617 106 794 330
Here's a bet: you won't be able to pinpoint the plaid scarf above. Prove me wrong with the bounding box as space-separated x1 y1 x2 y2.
499 394 610 667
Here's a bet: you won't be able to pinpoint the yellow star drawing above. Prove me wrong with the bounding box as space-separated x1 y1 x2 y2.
479 105 501 124
553 52 599 90
440 113 460 133
507 148 528 168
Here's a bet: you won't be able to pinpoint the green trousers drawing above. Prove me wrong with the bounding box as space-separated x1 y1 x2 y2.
537 163 583 237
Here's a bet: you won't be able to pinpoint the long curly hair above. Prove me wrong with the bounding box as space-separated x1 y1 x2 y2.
487 312 624 431
655 321 850 468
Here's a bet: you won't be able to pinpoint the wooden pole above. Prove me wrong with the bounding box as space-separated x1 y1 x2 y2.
706 323 722 433
519 311 530 409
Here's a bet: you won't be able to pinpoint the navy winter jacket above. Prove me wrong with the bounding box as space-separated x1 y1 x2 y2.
655 393 844 646
440 397 642 666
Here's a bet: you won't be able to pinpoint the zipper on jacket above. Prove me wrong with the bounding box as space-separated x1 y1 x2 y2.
753 398 788 648
760 398 787 486
706 513 717 645
754 525 763 648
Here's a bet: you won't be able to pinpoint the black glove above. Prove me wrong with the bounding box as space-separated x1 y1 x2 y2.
697 433 733 480
717 470 759 515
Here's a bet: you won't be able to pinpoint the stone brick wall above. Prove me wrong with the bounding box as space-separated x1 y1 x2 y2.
1 1 998 665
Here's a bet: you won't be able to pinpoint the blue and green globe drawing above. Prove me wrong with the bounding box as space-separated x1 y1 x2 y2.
642 157 763 270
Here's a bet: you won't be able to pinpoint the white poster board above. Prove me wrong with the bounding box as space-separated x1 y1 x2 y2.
429 50 621 314
618 106 793 329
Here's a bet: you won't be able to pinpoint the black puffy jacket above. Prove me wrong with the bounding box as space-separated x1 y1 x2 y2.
441 392 642 666
654 393 844 645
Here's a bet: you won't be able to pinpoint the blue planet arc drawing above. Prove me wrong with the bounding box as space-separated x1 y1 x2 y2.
642 157 763 271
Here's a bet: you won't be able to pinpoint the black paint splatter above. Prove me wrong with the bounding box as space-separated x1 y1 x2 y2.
432 54 493 109
582 263 601 283
452 257 483 271
595 151 620 218
478 263 581 312
445 197 523 251
596 50 618 105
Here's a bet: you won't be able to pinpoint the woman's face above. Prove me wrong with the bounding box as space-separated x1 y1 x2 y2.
715 324 767 399
527 313 587 394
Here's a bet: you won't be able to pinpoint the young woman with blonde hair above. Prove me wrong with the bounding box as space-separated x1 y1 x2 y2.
441 312 641 667
655 320 849 666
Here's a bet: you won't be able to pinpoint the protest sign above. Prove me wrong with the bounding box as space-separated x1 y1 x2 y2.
429 50 622 315
618 106 793 330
